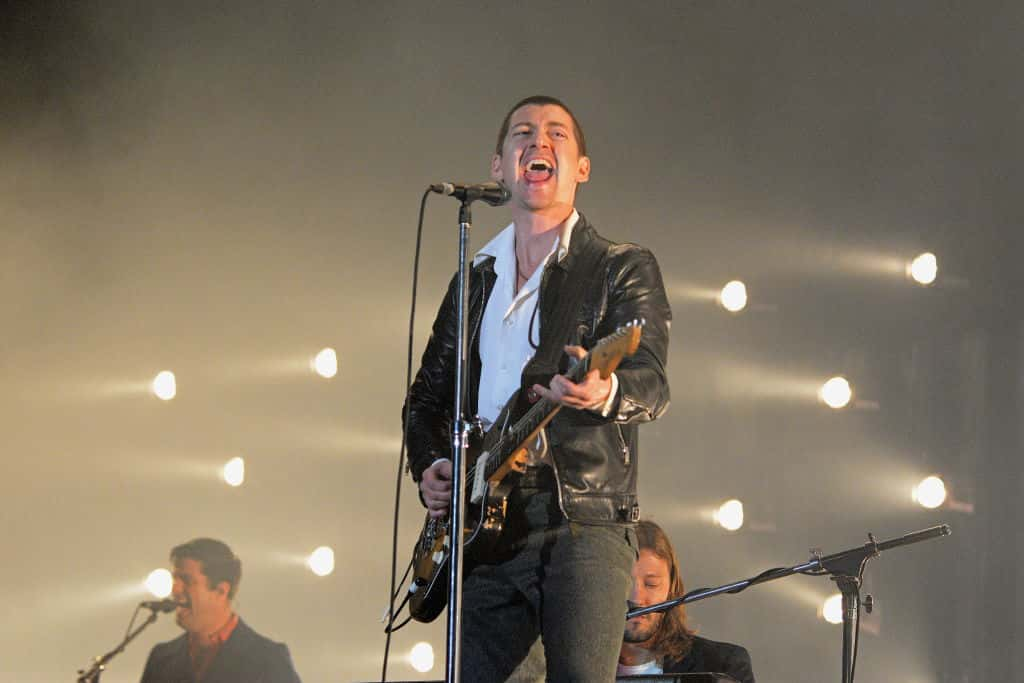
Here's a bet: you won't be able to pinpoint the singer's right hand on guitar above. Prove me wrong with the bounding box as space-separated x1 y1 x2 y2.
420 459 453 518
531 345 613 410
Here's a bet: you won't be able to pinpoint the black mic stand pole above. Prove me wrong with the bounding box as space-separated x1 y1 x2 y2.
76 606 162 683
444 199 473 683
626 524 951 683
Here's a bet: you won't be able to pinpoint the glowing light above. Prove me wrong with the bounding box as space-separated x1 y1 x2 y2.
409 642 435 673
819 376 852 409
714 499 744 531
719 280 748 313
222 457 245 487
822 594 843 624
912 475 947 509
908 252 938 285
145 569 173 598
313 348 338 379
307 546 335 577
152 371 177 401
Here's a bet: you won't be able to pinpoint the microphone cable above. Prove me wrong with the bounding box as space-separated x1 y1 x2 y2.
381 187 431 682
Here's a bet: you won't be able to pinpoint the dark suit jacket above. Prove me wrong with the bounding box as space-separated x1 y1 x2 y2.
663 635 754 683
139 618 302 683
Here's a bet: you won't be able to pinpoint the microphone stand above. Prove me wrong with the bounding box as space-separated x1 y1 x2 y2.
444 199 473 683
626 524 951 683
76 605 163 683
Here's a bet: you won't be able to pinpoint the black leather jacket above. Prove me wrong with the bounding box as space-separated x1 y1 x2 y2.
405 215 671 524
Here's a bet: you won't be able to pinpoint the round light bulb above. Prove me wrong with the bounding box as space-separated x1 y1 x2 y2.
313 348 338 379
145 568 173 598
819 376 852 409
912 475 947 509
908 252 938 285
822 593 843 624
719 280 748 313
409 642 435 673
223 457 245 487
307 546 335 577
152 371 177 401
714 499 744 531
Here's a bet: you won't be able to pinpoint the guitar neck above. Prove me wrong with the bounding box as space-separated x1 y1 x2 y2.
476 323 640 483
481 354 593 480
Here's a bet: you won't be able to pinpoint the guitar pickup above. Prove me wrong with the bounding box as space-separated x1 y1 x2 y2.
470 451 491 503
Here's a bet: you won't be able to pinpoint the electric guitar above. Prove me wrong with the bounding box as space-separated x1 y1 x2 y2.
406 321 643 623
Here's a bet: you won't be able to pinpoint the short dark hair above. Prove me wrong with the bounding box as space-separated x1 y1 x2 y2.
495 95 587 156
170 538 242 600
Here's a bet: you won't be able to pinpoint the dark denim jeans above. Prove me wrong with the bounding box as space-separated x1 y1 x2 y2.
460 482 637 682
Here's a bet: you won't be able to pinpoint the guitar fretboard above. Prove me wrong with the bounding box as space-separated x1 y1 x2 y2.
476 327 631 482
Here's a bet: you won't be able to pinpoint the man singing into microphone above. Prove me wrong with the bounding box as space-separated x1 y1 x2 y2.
405 95 672 681
140 538 302 683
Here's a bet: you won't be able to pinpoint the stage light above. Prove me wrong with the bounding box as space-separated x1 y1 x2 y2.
822 593 843 624
719 280 748 313
912 475 947 509
307 546 335 577
312 348 338 379
409 642 435 673
222 457 245 487
908 252 938 285
819 376 852 409
714 499 744 531
145 569 173 598
152 371 176 401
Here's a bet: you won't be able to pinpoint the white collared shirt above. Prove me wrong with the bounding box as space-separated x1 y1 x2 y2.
475 212 578 424
475 210 617 425
425 211 617 476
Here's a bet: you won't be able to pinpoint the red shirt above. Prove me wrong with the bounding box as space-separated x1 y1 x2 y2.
188 612 239 681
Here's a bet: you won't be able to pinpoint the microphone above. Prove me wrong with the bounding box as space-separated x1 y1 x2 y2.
430 182 510 206
140 598 187 613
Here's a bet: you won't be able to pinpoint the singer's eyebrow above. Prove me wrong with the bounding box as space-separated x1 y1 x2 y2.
509 121 570 137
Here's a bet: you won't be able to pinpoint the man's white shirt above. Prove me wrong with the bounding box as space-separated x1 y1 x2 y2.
476 212 576 424
426 210 617 475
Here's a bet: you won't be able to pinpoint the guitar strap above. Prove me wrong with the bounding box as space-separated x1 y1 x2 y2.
518 230 612 408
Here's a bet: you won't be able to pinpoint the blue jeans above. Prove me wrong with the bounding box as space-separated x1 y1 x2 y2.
460 483 637 682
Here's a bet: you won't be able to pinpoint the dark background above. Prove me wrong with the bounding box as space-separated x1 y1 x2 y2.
2 2 1020 681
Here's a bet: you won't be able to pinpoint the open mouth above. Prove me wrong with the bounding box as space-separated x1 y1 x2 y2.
523 158 554 183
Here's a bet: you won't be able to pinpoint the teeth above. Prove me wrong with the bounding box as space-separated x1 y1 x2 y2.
527 159 552 171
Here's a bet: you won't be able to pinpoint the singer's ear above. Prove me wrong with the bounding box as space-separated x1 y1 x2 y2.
490 153 503 182
214 580 231 600
575 155 591 184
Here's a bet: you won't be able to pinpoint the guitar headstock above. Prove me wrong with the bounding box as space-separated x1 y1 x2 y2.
588 319 644 379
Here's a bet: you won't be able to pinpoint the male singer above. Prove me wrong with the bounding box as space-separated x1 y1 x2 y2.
140 538 302 683
405 95 672 681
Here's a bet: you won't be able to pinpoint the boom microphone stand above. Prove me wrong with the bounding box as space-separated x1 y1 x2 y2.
626 524 951 683
76 601 174 682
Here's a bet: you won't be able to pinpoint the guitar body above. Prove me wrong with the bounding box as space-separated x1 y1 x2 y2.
405 323 643 623
407 403 530 623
